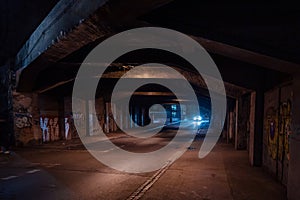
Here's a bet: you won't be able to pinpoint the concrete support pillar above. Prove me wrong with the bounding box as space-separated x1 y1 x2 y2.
112 103 117 132
85 100 90 136
31 93 42 142
226 111 230 143
105 102 110 133
236 94 251 150
234 99 239 150
88 99 101 136
287 74 300 200
58 97 65 140
134 106 139 127
130 106 134 128
249 92 256 166
124 105 129 129
0 63 14 149
141 107 145 126
119 104 123 130
253 88 264 166
228 111 234 143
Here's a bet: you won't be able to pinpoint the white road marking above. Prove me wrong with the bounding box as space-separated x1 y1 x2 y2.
100 148 115 153
1 169 41 181
1 175 18 180
32 163 61 168
26 169 41 174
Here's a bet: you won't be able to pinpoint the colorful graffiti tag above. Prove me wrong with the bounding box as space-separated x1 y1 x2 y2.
279 100 292 161
64 115 79 140
40 117 60 142
266 100 292 161
266 107 278 160
15 113 32 128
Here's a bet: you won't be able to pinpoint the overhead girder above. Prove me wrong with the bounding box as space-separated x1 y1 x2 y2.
14 0 173 86
14 0 293 98
29 62 248 99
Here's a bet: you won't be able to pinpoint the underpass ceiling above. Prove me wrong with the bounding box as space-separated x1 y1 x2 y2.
0 0 59 66
140 1 300 65
2 0 298 97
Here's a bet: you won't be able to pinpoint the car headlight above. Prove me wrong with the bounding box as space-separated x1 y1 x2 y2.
193 116 202 121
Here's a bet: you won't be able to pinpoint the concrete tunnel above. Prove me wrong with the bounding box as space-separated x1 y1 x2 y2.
0 1 300 199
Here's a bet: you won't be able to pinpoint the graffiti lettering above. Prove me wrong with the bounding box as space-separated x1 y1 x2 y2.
279 100 292 161
265 107 278 160
40 117 60 142
15 113 32 128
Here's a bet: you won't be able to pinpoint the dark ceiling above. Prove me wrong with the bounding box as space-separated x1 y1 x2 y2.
1 0 299 102
140 1 300 64
1 1 299 67
0 0 59 66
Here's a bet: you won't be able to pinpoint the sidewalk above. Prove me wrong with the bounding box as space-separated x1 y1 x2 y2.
12 132 129 151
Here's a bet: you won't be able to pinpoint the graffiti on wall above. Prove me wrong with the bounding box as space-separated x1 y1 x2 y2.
14 105 32 129
65 118 70 140
266 107 278 160
15 113 32 128
265 100 292 161
279 100 292 161
13 93 34 129
40 116 59 142
64 114 80 140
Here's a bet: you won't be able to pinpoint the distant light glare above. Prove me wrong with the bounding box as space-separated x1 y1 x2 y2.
193 116 202 121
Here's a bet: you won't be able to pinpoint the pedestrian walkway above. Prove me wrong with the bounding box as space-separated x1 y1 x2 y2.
12 132 128 151
141 140 287 200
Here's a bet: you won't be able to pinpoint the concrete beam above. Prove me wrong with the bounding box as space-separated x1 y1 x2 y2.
33 62 248 98
190 36 300 74
15 0 109 71
15 0 173 70
14 0 173 85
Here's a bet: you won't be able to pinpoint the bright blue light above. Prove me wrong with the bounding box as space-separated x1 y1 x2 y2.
193 116 202 121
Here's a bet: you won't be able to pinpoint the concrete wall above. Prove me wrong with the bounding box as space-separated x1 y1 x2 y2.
236 94 251 150
287 76 300 200
64 96 80 139
13 92 41 145
64 96 107 137
13 92 65 145
0 64 14 148
248 92 256 166
263 83 292 185
39 94 62 142
12 93 110 144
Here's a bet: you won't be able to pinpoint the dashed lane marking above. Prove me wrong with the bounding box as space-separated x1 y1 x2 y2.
1 176 18 180
26 169 41 174
32 163 61 168
1 169 42 181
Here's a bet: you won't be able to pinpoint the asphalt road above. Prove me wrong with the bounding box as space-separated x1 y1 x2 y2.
0 128 286 200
